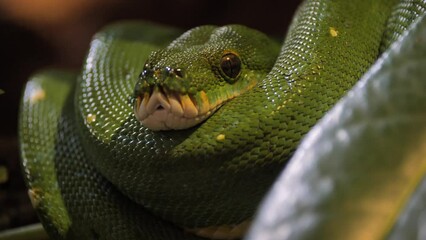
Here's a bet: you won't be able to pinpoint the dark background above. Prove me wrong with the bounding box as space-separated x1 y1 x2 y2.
0 0 302 230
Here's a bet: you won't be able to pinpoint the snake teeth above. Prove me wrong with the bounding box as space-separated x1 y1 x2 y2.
180 94 198 118
169 95 184 117
134 88 208 131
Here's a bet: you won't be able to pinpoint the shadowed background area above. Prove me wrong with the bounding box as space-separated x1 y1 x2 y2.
0 0 301 231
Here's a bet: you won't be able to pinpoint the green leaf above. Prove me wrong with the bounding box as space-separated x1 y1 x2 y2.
247 12 426 240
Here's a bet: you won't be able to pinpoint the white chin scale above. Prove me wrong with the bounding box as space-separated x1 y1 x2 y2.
134 89 211 131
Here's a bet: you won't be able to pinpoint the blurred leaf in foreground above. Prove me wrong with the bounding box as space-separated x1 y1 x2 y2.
247 12 426 240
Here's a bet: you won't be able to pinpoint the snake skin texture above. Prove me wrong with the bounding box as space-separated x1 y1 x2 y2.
19 0 426 239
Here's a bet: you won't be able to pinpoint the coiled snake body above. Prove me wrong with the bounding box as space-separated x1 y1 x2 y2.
19 0 426 239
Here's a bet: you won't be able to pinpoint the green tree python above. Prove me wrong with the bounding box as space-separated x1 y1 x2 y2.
18 0 426 239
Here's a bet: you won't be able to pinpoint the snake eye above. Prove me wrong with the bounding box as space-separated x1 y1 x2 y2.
220 53 241 80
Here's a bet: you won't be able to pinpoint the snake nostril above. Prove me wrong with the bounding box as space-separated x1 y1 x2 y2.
174 68 184 78
163 67 185 78
140 68 153 79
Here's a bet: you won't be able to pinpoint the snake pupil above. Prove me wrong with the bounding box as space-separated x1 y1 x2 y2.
220 53 241 79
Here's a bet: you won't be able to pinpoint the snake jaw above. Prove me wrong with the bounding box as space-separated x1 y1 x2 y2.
134 88 214 131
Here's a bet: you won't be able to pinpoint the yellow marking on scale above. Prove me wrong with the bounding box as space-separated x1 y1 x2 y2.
86 113 96 124
329 27 338 37
216 134 225 142
30 89 46 104
28 188 42 208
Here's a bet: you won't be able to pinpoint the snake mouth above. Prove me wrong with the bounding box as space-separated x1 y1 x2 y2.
134 87 218 131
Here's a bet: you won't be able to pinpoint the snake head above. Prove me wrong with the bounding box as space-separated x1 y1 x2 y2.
133 25 280 131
